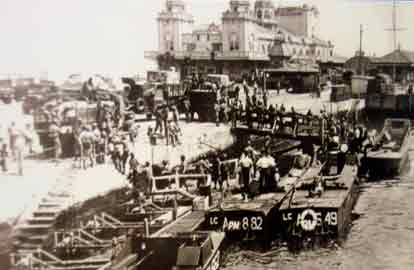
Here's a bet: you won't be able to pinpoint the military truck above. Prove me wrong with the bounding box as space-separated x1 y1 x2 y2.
188 74 231 122
144 70 185 119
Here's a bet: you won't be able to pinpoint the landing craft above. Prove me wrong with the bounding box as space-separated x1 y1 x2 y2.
365 118 411 179
278 148 359 249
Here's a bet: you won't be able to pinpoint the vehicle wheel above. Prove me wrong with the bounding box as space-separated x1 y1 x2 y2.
198 112 206 122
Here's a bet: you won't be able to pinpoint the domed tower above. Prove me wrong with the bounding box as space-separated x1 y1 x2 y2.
254 0 278 28
158 0 194 53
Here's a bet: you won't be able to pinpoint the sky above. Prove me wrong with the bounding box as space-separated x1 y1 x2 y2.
0 0 414 82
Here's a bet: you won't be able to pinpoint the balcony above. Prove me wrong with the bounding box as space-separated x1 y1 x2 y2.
145 50 270 62
216 51 270 61
174 51 211 60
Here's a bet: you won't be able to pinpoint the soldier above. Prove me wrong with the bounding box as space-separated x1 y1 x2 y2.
214 102 220 127
92 123 101 161
291 106 298 137
268 104 276 129
280 104 286 114
263 89 268 108
211 154 221 190
256 149 276 193
172 105 180 126
220 154 230 190
15 131 25 175
120 138 130 175
161 160 171 175
79 126 94 169
0 138 7 173
167 120 181 147
154 107 163 134
161 105 169 144
49 120 62 163
183 98 192 122
8 122 18 159
239 150 253 202
177 155 188 174
0 124 7 172
230 100 238 128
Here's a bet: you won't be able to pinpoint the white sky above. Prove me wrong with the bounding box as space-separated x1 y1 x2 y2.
0 0 413 82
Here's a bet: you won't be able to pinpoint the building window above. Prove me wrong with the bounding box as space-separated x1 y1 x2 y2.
257 10 262 19
207 34 210 41
212 43 221 52
292 48 296 55
187 43 196 51
330 50 333 57
230 33 239 51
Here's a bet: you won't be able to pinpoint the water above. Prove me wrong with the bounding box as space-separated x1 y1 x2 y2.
223 144 414 270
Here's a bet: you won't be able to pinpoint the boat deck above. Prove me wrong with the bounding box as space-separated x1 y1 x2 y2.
153 211 205 236
278 165 359 238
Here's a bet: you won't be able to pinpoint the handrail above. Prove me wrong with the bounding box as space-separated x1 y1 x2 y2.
78 229 108 245
151 173 211 193
35 248 63 264
94 215 117 229
101 212 123 226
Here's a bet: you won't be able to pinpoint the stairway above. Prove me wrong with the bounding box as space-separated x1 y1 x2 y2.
12 166 77 256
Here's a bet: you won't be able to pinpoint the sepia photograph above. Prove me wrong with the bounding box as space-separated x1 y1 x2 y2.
1 0 414 269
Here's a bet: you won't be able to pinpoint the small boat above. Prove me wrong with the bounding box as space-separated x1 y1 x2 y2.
204 150 321 249
365 118 411 178
278 150 359 248
111 213 224 270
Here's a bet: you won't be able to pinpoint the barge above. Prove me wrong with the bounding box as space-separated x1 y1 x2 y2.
365 118 411 178
278 151 359 248
204 150 322 249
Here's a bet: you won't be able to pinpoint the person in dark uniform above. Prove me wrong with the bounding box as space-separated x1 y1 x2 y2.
246 103 252 128
211 154 221 190
268 105 275 129
256 101 264 129
160 105 169 144
154 107 163 134
184 98 191 122
290 106 298 137
220 154 229 190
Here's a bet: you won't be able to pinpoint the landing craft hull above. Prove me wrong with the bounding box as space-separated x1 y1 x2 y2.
278 165 359 247
205 195 280 248
365 151 408 179
366 118 411 179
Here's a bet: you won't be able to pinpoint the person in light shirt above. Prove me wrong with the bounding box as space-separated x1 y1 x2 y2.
239 150 253 202
256 149 276 193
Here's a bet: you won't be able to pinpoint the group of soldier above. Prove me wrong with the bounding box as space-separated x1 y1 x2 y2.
152 104 182 147
0 121 38 175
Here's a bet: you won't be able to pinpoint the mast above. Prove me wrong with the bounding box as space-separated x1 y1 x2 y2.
358 24 363 75
385 0 406 82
